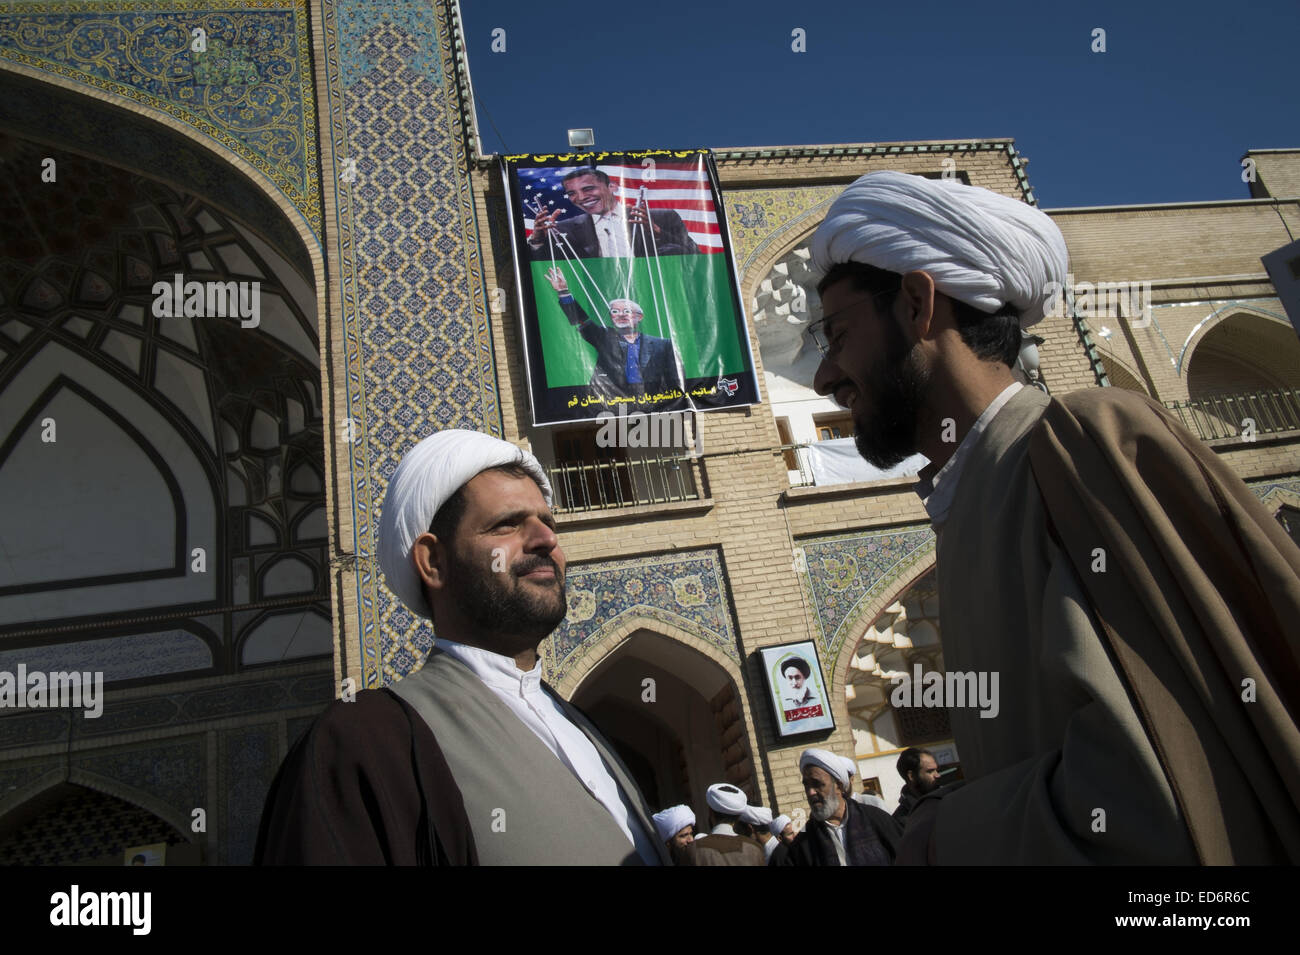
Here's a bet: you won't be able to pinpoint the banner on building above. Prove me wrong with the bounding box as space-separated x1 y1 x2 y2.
761 640 835 737
502 149 760 427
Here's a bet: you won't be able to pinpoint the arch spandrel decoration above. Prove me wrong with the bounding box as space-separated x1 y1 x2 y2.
0 1 322 237
541 549 742 689
722 186 841 280
69 737 206 837
797 524 936 666
1251 478 1300 510
554 618 743 703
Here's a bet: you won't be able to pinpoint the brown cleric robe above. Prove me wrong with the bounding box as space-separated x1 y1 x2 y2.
909 385 1300 865
678 826 767 866
255 650 669 865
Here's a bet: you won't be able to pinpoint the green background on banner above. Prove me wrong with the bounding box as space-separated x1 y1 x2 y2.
529 256 747 389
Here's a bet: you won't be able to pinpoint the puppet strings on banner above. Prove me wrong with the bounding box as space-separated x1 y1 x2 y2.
527 188 696 416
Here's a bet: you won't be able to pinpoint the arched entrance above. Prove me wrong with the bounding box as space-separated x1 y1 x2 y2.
1186 310 1300 398
0 75 331 862
842 567 961 808
571 629 758 815
0 782 192 866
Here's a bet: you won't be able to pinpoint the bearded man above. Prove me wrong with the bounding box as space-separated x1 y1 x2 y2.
652 805 696 853
892 748 941 825
810 170 1300 864
255 430 666 865
776 749 899 866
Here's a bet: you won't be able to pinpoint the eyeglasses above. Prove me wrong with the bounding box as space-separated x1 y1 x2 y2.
805 287 900 358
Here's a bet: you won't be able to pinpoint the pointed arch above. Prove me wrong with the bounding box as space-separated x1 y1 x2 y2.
1176 304 1297 377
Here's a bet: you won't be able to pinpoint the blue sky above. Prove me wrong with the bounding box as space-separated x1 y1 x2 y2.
459 0 1298 209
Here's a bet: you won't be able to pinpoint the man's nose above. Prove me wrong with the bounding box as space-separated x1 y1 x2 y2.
524 516 558 551
812 356 840 397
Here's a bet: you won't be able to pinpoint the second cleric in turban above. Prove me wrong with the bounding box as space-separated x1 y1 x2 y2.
255 430 667 865
676 783 767 866
810 170 1300 864
777 749 900 867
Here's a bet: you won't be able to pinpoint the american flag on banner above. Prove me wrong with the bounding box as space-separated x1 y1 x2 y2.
518 160 725 253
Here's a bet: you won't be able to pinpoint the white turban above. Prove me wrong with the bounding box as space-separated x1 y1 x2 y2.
799 748 850 789
810 170 1069 328
377 429 551 618
770 814 792 837
706 783 749 815
840 755 858 779
740 804 773 827
652 805 695 842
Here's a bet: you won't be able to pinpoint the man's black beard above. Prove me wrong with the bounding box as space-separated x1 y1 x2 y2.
445 546 567 652
853 315 930 470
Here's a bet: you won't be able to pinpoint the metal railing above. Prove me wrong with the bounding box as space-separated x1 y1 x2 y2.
547 453 703 513
778 444 816 488
1163 389 1300 442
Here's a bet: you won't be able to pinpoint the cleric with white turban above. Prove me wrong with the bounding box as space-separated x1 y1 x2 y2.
705 783 750 816
740 804 773 828
799 748 850 790
377 429 551 617
652 805 695 845
810 170 1068 327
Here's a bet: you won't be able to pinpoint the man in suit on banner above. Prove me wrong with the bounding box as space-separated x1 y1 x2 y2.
544 267 684 399
530 168 698 260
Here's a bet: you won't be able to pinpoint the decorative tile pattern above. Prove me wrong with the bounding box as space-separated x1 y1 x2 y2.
0 80 314 274
0 710 69 748
544 549 741 685
336 0 442 90
0 784 186 865
798 525 936 661
1249 477 1300 501
0 1 322 236
74 699 181 738
75 736 205 822
0 631 212 684
723 186 842 277
70 668 328 741
320 1 499 686
0 760 57 798
219 722 277 864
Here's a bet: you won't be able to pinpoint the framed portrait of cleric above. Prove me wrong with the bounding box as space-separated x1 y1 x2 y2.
760 641 835 737
501 149 760 427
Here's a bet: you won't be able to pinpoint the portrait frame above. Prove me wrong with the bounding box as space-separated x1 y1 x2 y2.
760 640 835 737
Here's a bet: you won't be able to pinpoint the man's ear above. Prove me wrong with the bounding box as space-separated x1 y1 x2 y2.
899 270 938 341
411 532 449 601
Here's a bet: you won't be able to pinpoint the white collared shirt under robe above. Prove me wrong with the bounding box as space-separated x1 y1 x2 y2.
915 381 1023 530
433 638 660 864
824 818 848 866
